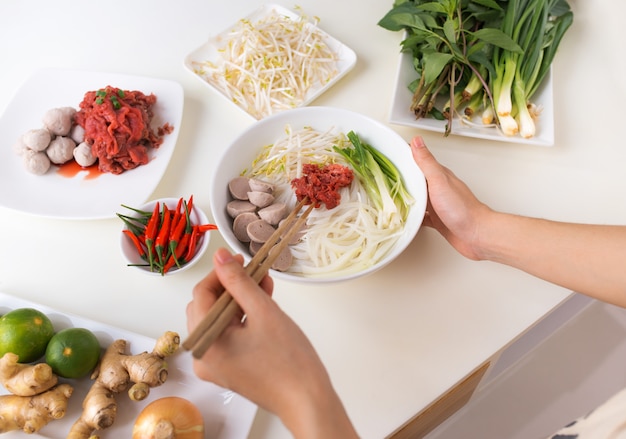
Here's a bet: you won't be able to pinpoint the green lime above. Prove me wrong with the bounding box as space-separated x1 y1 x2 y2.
45 327 101 379
0 307 55 363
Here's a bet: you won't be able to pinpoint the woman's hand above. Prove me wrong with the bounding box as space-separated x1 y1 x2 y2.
410 136 493 261
411 136 626 307
186 248 358 438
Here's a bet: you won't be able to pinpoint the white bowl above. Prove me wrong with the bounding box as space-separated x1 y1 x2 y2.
210 106 427 283
119 197 211 276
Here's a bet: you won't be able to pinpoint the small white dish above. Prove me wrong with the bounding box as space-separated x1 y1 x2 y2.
210 106 427 284
389 49 555 146
184 3 357 120
120 198 211 276
0 68 184 219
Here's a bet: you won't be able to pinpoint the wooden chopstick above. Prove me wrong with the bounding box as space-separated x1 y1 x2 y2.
182 197 309 351
188 202 314 358
183 198 313 358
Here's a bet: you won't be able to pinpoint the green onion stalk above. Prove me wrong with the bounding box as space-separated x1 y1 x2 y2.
492 0 573 137
463 88 484 119
334 131 414 229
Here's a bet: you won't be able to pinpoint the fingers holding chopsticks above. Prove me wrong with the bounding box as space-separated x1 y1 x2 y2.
185 248 273 349
212 247 274 306
185 201 313 358
186 250 237 329
186 247 280 388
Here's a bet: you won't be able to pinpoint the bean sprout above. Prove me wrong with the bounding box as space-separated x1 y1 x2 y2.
193 9 339 119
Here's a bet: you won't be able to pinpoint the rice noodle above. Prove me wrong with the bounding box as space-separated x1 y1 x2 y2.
243 126 406 277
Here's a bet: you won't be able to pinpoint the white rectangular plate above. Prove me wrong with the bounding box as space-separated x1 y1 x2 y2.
184 3 357 120
0 292 257 438
389 49 555 146
0 69 184 219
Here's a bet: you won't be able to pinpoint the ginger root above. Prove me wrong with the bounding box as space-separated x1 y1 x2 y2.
0 384 73 434
67 331 180 439
0 352 58 396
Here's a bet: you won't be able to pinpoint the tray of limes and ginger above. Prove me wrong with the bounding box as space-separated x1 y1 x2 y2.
0 291 257 438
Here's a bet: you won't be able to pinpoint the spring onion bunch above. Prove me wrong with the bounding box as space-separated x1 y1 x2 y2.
334 131 414 228
378 0 573 139
492 0 573 137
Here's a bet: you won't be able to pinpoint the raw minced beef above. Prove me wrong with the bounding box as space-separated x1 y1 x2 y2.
74 86 173 175
291 163 353 210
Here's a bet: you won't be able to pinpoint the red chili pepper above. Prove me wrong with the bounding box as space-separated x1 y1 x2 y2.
196 224 218 233
186 195 194 218
155 204 171 266
145 201 160 240
123 229 146 258
143 201 160 271
162 233 191 274
175 196 183 216
168 212 188 265
170 196 184 232
185 226 199 262
182 198 193 234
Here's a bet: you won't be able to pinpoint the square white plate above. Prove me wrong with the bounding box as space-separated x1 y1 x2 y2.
0 68 184 219
389 49 555 146
184 3 357 120
0 292 257 438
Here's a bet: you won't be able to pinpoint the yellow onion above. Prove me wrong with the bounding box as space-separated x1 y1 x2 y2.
132 396 204 439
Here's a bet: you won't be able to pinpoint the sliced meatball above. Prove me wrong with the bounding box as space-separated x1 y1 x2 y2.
233 212 259 243
258 202 287 225
268 245 293 272
248 178 275 193
226 200 257 218
228 177 251 200
247 219 276 244
249 240 263 256
247 191 275 208
279 216 307 244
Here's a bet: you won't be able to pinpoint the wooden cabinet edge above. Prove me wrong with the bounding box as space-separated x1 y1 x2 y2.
387 361 491 439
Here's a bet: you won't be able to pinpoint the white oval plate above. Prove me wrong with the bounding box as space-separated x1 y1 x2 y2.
0 68 184 220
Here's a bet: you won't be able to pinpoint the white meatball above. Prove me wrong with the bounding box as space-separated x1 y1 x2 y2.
22 128 52 152
73 142 97 167
69 123 85 144
13 136 28 156
22 149 51 175
42 107 76 136
46 136 76 164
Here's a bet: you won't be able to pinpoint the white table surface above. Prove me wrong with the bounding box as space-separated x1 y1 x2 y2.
0 1 624 438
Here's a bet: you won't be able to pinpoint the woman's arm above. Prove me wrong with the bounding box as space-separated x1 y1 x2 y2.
410 136 626 307
480 212 626 306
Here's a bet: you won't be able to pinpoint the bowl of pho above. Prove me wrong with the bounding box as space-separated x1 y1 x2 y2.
210 106 427 283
